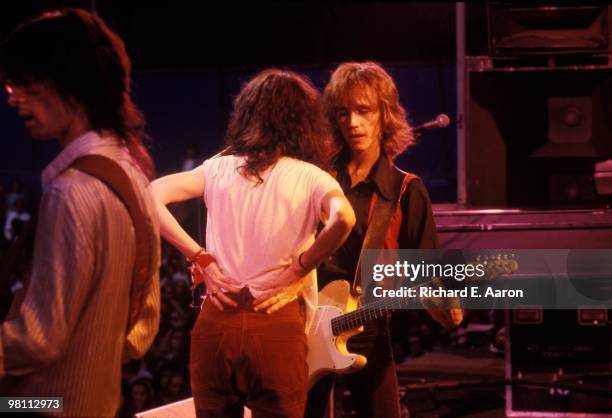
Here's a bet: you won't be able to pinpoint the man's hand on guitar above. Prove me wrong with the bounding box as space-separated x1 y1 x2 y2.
191 260 242 311
425 305 464 329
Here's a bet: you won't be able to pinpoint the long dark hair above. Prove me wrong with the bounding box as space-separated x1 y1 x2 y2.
223 69 330 183
0 8 154 179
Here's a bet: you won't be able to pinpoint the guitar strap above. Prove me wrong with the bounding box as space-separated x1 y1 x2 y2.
2 155 156 332
70 155 157 334
351 166 416 297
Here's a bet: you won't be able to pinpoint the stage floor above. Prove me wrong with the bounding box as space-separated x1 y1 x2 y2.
397 347 506 417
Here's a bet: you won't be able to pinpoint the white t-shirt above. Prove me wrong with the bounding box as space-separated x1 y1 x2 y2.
199 154 342 330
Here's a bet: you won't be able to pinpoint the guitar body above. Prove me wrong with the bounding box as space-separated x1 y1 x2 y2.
306 255 519 389
307 280 367 388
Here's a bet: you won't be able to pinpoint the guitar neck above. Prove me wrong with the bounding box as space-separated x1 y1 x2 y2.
329 255 517 336
331 274 443 336
331 293 412 336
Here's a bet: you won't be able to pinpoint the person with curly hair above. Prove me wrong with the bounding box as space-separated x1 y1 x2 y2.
152 69 355 418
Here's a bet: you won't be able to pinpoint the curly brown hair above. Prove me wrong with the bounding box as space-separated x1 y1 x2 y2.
223 69 331 183
323 62 414 162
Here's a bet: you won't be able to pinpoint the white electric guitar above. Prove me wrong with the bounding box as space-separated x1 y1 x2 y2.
306 255 519 388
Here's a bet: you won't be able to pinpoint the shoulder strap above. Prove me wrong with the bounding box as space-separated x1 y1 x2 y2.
70 155 155 333
351 167 416 296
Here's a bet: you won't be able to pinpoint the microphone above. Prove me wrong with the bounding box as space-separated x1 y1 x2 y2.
413 114 450 133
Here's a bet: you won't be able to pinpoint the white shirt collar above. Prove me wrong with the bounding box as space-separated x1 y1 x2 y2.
41 130 123 189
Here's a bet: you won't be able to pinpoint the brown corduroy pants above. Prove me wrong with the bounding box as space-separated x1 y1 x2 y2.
190 290 307 418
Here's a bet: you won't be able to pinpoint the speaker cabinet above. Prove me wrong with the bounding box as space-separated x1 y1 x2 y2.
506 309 612 417
461 3 612 208
488 4 611 57
465 68 612 207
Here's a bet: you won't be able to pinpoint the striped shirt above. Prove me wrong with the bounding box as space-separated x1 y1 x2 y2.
0 131 161 417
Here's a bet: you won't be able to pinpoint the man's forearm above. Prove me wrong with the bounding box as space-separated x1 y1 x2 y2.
300 202 355 271
154 199 201 259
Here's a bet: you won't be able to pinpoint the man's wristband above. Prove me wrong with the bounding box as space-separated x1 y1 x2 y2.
291 251 317 276
188 248 216 270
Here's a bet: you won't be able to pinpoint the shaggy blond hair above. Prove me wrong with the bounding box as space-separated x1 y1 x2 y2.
323 61 414 161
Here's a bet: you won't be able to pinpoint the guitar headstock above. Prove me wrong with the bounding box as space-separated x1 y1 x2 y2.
473 254 519 281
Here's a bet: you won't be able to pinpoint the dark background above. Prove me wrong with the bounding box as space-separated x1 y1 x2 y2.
3 5 612 417
0 1 459 204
